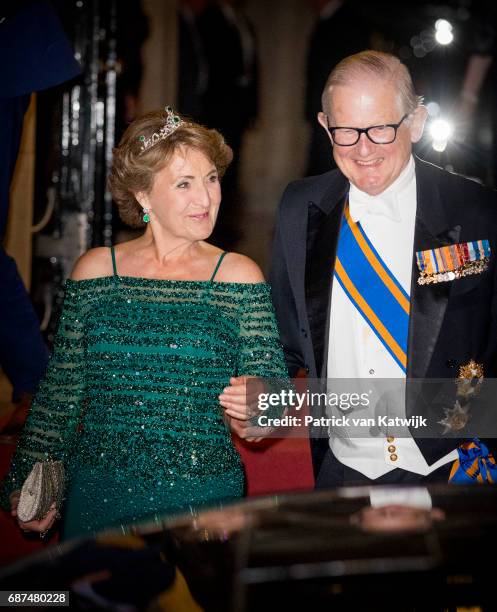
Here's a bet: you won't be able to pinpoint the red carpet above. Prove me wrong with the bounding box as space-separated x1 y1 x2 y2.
236 435 314 496
236 372 315 496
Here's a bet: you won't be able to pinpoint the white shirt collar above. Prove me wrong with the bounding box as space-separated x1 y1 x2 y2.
349 156 416 224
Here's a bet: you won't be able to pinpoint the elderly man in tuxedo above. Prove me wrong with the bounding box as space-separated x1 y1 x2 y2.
270 50 497 487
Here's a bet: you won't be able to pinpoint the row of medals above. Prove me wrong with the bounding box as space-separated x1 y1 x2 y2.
417 257 489 285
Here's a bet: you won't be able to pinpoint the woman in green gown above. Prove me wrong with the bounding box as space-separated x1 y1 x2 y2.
2 108 289 539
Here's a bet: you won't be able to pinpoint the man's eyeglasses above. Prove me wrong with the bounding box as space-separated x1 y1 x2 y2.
326 114 409 146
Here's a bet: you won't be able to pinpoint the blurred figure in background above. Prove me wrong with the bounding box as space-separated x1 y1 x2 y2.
115 1 149 132
0 0 80 431
360 0 497 186
305 0 371 176
199 0 259 249
112 0 149 242
453 1 496 184
178 0 209 123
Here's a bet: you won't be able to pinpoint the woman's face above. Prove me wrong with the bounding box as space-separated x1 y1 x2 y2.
139 146 221 242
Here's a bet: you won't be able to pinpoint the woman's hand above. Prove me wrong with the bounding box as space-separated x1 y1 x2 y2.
220 376 269 442
10 491 59 537
219 376 261 421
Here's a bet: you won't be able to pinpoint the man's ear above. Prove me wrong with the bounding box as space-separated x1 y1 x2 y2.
409 105 428 143
318 111 333 143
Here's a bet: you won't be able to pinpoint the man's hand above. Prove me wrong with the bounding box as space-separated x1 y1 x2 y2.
226 414 264 443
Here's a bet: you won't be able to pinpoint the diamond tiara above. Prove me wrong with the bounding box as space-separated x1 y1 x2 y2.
138 106 183 153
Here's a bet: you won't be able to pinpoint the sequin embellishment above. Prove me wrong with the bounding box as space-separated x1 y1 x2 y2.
1 277 289 539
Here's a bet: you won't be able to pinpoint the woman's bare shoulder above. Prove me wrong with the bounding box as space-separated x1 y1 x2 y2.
70 247 113 280
215 252 265 284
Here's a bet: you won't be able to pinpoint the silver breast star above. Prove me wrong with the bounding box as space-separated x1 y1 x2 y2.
438 401 470 434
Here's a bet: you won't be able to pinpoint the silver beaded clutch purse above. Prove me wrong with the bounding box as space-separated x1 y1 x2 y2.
17 460 65 523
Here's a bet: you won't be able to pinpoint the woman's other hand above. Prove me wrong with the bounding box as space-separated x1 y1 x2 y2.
10 491 59 537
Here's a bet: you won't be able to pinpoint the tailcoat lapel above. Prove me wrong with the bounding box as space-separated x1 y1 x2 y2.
283 205 308 333
407 158 461 379
305 175 348 378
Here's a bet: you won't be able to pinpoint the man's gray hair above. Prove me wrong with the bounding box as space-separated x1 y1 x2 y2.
321 50 424 116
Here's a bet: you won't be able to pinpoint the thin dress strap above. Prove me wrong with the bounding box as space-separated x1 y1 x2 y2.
110 246 118 276
209 251 228 282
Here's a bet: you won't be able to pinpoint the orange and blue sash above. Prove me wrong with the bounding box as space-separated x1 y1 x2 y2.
449 438 497 483
334 206 410 373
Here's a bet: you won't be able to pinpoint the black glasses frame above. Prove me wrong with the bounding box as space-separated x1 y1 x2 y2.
326 114 409 146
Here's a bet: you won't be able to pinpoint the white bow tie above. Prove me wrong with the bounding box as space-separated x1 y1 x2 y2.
349 190 402 224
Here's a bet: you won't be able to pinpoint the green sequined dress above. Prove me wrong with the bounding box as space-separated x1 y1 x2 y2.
2 251 289 539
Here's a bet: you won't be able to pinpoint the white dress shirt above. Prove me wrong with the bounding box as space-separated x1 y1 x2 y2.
327 156 457 478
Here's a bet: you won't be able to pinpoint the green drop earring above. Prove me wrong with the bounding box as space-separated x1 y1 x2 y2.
143 207 150 223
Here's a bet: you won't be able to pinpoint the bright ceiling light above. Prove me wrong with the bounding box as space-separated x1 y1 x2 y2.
430 118 453 152
435 19 452 32
430 118 453 141
435 28 454 45
434 19 454 44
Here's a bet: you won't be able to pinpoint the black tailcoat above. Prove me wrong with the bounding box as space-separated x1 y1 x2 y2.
270 157 497 471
